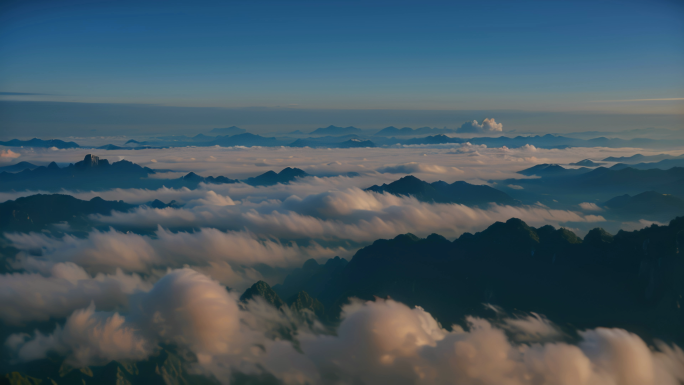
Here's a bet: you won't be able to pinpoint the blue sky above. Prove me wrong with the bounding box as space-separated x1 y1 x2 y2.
0 0 682 135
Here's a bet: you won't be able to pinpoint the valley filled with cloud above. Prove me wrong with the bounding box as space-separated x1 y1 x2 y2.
1 136 684 384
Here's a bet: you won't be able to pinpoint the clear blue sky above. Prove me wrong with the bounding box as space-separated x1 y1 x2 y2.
0 0 682 135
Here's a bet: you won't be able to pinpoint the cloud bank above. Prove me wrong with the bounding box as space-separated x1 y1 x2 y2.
6 269 684 384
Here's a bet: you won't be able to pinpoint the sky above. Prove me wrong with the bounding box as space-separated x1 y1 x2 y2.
0 0 682 136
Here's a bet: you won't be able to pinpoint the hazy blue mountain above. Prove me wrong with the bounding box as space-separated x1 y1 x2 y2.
96 144 128 150
402 134 463 145
309 125 364 136
0 138 80 149
602 191 684 221
502 166 684 202
0 194 134 232
337 139 376 148
190 134 214 141
602 153 681 163
618 158 684 171
0 162 37 172
210 133 281 147
374 126 456 136
467 135 683 149
210 126 246 135
518 164 591 177
288 134 371 148
366 175 517 206
569 159 604 167
243 167 309 186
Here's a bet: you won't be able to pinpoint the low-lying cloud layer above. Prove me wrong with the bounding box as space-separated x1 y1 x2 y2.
6 269 684 384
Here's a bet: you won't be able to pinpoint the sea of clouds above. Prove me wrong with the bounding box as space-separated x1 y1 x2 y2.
2 143 684 383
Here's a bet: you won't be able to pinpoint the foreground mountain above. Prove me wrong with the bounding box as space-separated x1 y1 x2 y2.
366 175 517 206
279 216 684 345
0 194 134 232
0 347 219 385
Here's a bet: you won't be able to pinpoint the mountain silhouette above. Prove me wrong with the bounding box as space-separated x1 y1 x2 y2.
366 175 517 206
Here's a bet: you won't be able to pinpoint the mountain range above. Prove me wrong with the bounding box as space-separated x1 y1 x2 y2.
209 126 246 135
0 154 157 191
274 216 684 345
0 194 135 233
309 125 365 136
0 138 79 149
0 155 312 191
601 191 684 221
366 175 517 206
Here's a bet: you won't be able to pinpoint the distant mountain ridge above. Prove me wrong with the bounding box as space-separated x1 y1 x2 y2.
366 175 517 206
374 126 456 136
0 161 38 173
0 138 80 149
309 125 364 136
210 126 246 135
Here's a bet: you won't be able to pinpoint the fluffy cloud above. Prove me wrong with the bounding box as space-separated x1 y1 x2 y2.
579 202 603 211
0 149 21 161
8 304 153 367
7 270 684 384
84 189 605 241
265 299 684 385
0 262 150 324
6 227 344 291
457 118 503 133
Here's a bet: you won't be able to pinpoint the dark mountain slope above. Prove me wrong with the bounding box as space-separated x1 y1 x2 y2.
243 167 309 186
0 194 134 232
0 138 79 149
280 217 684 345
366 175 517 206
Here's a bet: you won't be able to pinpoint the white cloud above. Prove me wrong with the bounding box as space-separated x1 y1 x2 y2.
7 270 684 384
0 262 150 324
579 202 603 211
457 118 504 133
